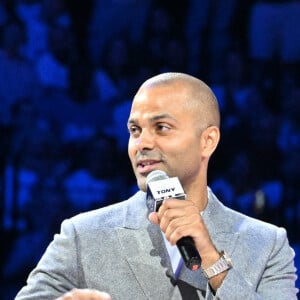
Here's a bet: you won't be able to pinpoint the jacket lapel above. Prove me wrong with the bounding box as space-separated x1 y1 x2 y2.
117 191 175 298
117 224 175 299
202 188 240 256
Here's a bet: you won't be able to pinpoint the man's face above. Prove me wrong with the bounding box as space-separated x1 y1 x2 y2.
127 83 204 192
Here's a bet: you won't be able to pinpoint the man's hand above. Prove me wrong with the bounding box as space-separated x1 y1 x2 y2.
148 198 228 291
149 199 227 291
56 289 111 300
148 198 216 260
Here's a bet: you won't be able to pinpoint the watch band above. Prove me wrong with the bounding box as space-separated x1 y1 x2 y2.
202 251 232 279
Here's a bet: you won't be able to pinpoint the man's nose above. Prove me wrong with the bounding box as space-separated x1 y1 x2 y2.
135 130 154 151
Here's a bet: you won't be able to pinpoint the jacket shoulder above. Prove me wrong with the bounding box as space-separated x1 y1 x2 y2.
67 191 147 229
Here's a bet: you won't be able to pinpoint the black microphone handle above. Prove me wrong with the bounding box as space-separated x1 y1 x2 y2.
176 236 202 271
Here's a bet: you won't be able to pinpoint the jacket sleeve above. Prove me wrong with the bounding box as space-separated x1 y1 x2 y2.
205 227 298 300
15 218 84 300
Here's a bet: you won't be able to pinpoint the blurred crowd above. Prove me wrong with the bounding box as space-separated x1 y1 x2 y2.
0 0 299 298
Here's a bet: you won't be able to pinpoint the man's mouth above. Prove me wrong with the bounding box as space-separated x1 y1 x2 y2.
137 160 161 173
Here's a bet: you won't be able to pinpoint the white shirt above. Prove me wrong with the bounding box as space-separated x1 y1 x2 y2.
163 234 183 279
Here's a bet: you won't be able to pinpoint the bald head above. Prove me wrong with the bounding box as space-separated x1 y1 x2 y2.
137 72 220 130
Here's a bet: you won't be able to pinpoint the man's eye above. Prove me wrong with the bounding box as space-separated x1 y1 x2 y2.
157 124 170 131
128 126 139 135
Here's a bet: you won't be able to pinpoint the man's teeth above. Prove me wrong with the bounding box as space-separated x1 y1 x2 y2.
142 162 153 166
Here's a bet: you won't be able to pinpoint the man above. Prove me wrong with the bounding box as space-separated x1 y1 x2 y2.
16 73 298 299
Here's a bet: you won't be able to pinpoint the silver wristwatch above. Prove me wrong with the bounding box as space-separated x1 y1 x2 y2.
202 251 232 279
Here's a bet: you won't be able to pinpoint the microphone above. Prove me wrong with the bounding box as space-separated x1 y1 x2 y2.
146 170 202 271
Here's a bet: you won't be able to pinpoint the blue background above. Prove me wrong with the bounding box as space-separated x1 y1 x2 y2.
0 0 299 298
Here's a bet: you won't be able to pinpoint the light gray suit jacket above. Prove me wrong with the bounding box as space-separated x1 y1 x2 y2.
16 188 298 299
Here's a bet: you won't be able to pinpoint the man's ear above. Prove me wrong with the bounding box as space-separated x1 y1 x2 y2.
200 126 220 158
